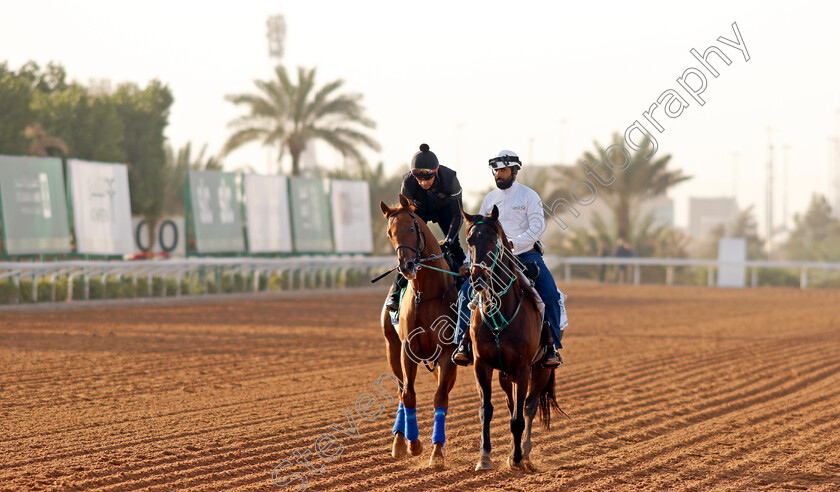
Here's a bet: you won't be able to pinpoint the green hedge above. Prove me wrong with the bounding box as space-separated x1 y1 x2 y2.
0 268 382 305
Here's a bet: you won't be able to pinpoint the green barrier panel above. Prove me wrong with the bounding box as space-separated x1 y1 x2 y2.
289 177 333 253
187 170 245 253
0 155 72 254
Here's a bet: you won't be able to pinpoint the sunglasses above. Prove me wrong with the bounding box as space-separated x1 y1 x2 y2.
411 169 436 180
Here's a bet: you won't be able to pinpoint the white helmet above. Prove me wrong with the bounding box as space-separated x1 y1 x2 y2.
488 149 522 170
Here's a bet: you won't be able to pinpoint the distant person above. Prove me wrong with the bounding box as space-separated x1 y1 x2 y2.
614 239 633 283
597 241 611 283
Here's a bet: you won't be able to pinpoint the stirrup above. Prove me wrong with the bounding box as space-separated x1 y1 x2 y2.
453 342 472 366
542 348 562 368
385 293 400 311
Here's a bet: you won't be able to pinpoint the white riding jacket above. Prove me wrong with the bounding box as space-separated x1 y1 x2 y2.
465 180 546 262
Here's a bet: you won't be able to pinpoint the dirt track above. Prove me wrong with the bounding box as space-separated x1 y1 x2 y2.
2 284 840 491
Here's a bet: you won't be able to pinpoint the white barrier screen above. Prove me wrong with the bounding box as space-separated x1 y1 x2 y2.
718 237 747 288
244 174 293 253
330 180 373 253
68 159 134 255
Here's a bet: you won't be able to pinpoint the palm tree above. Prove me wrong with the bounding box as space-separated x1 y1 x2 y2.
163 142 222 216
563 132 691 241
223 66 380 176
557 209 689 259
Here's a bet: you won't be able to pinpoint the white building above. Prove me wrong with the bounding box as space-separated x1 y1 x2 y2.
688 197 738 241
641 196 674 229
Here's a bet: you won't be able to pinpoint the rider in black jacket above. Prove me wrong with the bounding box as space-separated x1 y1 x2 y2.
385 143 465 311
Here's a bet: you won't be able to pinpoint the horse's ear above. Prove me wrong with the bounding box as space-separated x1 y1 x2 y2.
398 194 411 209
490 205 500 221
462 208 477 224
380 200 391 217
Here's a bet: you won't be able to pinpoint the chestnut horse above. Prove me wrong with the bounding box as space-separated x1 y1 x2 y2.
379 194 460 467
463 205 561 471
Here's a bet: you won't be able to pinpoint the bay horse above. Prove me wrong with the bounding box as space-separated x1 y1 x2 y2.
379 194 460 468
462 205 561 471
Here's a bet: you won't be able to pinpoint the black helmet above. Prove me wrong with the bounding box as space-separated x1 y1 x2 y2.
411 143 439 172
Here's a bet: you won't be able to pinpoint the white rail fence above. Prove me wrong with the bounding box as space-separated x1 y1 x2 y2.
551 256 840 289
3 255 840 305
0 256 396 304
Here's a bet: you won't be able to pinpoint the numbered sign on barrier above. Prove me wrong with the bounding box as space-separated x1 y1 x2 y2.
132 216 185 257
0 155 72 254
68 159 134 255
187 170 245 253
243 174 293 253
330 180 373 253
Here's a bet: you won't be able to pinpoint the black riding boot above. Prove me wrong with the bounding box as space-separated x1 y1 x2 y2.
453 337 472 366
386 274 407 311
541 320 562 368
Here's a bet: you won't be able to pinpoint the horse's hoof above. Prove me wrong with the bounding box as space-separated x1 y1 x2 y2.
475 455 493 471
409 439 423 456
428 443 445 468
508 455 524 468
522 458 534 472
392 433 407 459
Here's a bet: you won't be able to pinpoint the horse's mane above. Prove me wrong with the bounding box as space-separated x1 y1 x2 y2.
478 216 540 307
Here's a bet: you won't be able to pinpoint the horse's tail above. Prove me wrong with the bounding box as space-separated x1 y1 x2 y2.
537 368 565 430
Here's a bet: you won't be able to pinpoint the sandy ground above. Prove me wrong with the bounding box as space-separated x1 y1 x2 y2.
1 283 840 491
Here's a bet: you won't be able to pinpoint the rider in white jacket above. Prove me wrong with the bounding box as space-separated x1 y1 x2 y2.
453 150 567 367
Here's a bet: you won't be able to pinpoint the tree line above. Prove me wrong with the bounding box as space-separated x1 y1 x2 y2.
0 60 379 251
3 60 836 273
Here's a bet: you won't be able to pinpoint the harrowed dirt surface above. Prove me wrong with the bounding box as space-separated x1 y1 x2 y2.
1 284 840 491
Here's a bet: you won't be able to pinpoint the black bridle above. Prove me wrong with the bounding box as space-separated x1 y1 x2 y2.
387 209 426 265
466 219 524 376
387 209 456 306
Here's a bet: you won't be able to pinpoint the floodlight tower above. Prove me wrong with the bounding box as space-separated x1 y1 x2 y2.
782 144 790 235
455 123 465 172
765 126 775 259
730 150 740 205
266 11 286 173
835 109 840 218
267 13 286 61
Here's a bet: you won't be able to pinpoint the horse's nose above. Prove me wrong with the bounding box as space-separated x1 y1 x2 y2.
405 260 416 271
471 272 486 292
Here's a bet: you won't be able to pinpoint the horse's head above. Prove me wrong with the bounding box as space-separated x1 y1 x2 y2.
463 205 513 293
380 194 426 280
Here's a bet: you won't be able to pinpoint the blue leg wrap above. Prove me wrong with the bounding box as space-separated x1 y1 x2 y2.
432 407 447 445
404 407 419 442
392 402 405 436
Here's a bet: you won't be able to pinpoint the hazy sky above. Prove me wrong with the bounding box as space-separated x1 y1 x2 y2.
3 0 839 233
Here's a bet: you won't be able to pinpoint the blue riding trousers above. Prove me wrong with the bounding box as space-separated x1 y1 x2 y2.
455 249 567 350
